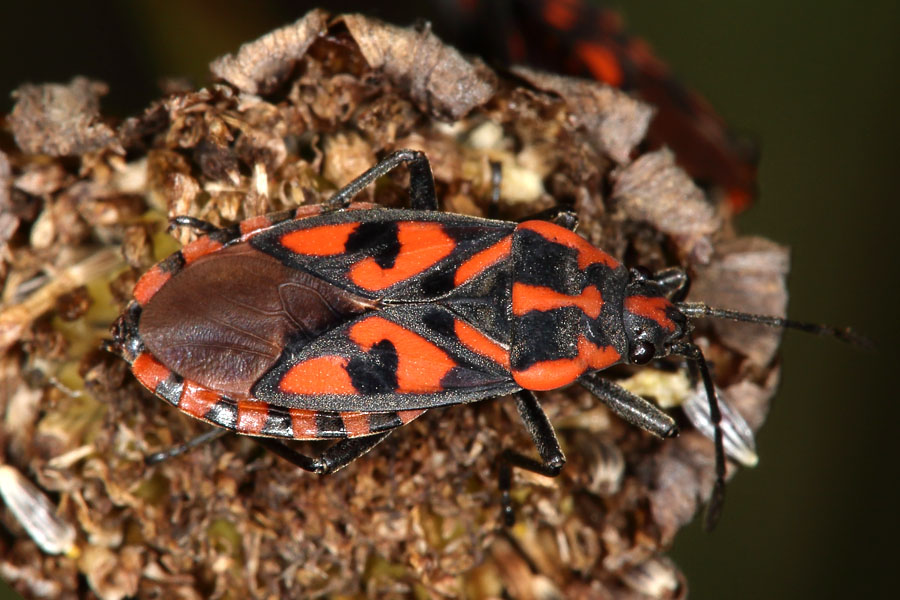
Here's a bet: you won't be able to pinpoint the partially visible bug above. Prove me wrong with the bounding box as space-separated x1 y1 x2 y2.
108 150 860 527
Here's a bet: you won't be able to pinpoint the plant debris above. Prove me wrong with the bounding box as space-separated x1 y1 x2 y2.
0 11 782 599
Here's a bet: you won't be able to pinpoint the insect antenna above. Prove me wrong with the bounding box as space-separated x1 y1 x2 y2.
670 302 867 530
677 302 871 348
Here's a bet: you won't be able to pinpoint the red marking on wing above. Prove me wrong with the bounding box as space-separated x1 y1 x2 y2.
133 266 172 306
517 220 620 269
281 222 359 255
398 409 425 424
181 237 224 265
625 296 676 331
289 408 320 439
454 320 510 369
179 380 222 419
512 283 603 319
239 215 273 237
574 41 624 87
454 235 513 286
513 337 620 390
235 400 269 435
345 202 380 211
280 356 356 395
350 222 456 291
293 205 326 218
349 316 456 393
132 352 171 391
341 412 372 437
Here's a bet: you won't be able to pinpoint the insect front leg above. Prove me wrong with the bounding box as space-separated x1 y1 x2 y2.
254 431 394 475
578 374 679 438
498 391 567 525
328 149 439 211
652 267 691 302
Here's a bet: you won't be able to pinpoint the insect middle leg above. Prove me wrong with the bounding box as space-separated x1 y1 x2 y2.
498 390 567 525
144 427 393 475
328 149 439 211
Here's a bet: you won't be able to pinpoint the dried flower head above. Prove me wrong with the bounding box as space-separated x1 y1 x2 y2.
0 11 785 599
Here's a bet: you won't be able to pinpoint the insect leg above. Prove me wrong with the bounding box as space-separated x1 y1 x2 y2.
578 374 679 438
254 431 394 475
144 428 230 465
498 390 567 525
168 216 222 234
485 159 577 229
168 216 245 246
651 267 691 302
486 160 503 219
327 149 438 211
668 341 727 530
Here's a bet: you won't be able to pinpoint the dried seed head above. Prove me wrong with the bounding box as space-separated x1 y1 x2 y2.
0 9 783 598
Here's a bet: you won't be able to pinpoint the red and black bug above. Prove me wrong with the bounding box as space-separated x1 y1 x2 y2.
108 150 858 527
433 0 759 211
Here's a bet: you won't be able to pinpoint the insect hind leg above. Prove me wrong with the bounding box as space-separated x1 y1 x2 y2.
255 431 393 475
144 428 229 465
498 391 567 525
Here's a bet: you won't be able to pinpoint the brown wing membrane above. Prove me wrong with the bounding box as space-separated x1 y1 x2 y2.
139 243 376 399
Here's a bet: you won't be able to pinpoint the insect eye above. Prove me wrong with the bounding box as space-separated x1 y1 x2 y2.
629 340 655 365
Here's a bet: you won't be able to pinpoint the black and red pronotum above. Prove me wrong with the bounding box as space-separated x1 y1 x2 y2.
109 150 858 527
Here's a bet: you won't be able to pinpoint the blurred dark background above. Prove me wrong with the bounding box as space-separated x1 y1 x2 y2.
1 1 897 598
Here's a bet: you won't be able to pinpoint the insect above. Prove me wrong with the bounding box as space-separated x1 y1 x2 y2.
108 150 858 527
435 0 759 211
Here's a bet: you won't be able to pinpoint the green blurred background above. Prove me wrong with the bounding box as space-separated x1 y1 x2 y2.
1 1 897 598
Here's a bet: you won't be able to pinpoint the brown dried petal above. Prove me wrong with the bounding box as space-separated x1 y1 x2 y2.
322 133 376 189
342 14 496 120
55 285 91 321
13 162 71 197
9 77 123 157
613 148 721 237
689 236 790 366
145 150 199 217
512 66 654 164
209 10 329 95
77 193 147 228
80 545 142 600
193 140 240 185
